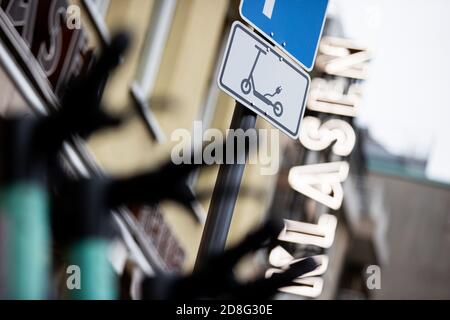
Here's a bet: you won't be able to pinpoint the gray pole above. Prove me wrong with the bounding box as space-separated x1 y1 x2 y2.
194 102 257 271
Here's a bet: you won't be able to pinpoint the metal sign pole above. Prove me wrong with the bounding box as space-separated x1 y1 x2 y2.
196 0 328 273
194 102 257 271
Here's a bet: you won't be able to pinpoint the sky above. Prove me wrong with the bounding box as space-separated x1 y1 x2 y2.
330 0 450 183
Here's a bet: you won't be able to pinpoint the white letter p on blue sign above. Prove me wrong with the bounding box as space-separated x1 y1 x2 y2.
263 0 276 19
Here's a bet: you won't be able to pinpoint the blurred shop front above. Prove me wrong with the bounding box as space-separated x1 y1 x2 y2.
1 0 449 300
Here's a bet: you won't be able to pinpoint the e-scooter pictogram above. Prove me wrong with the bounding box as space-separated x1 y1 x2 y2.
241 45 283 117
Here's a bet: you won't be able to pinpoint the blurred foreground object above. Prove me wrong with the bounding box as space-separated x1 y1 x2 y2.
0 32 129 299
142 219 317 299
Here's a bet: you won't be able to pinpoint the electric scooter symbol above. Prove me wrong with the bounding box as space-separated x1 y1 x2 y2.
241 45 284 117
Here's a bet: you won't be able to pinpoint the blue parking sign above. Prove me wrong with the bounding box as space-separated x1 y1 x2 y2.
240 0 328 71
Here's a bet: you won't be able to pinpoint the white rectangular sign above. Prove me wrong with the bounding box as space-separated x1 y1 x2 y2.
218 21 310 139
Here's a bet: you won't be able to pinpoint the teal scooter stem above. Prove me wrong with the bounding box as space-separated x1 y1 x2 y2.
0 118 50 299
1 183 49 299
54 179 117 300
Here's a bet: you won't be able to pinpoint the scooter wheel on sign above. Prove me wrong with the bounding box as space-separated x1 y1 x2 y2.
241 79 251 95
273 102 283 117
